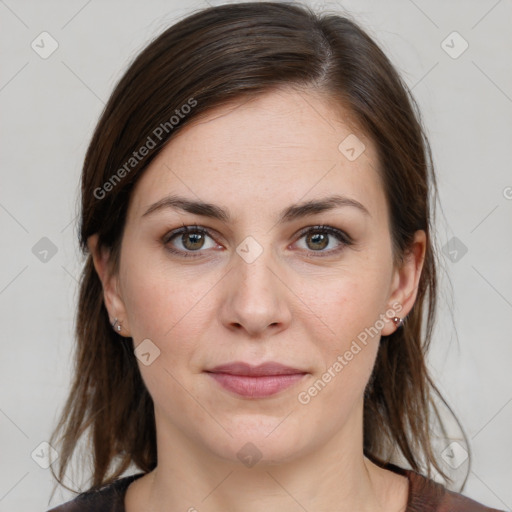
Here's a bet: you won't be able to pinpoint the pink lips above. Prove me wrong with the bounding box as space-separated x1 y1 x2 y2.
205 362 307 398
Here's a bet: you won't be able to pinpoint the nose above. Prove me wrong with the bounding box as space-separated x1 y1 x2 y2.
219 240 292 338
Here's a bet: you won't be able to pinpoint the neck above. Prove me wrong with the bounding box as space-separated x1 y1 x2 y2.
135 402 405 512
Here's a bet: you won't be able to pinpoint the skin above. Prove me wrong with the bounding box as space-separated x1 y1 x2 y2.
89 87 426 512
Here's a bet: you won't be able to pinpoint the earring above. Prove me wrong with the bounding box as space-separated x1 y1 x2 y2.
392 317 404 329
112 318 122 332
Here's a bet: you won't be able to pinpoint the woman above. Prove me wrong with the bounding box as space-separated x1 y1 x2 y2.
46 2 503 511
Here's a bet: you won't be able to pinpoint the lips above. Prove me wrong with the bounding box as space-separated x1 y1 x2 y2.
207 361 306 376
205 362 308 398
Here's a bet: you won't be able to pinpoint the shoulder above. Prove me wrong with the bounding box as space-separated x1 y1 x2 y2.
438 488 505 512
45 472 146 512
399 465 504 512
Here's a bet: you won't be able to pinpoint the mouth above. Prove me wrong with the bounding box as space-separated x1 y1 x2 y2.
204 362 308 398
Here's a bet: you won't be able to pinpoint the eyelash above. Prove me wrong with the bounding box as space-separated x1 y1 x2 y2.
162 224 353 259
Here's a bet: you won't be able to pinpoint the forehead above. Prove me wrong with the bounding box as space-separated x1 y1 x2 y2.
128 88 386 223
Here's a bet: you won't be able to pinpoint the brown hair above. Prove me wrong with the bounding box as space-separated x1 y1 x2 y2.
49 1 469 496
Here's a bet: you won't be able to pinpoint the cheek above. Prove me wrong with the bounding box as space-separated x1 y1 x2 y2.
119 256 213 425
295 282 383 421
118 249 222 401
298 269 387 394
299 268 387 344
120 247 211 342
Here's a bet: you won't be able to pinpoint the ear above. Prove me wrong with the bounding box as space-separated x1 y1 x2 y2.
87 234 131 336
380 230 427 336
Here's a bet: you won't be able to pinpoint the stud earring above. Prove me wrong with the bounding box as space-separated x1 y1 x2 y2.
112 318 122 332
392 317 404 329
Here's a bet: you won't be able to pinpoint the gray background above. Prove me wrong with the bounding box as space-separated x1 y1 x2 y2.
0 0 511 510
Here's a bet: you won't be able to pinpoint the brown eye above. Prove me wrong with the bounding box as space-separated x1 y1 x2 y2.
295 225 352 256
163 225 218 257
305 231 329 251
181 232 206 251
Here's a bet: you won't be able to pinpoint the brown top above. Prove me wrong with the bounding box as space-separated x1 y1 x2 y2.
47 463 504 512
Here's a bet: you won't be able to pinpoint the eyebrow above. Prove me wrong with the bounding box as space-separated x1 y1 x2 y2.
142 193 371 223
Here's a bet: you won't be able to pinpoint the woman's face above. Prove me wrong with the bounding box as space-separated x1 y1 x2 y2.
96 88 425 466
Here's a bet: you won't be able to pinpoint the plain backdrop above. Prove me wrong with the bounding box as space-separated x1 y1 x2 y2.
0 0 511 510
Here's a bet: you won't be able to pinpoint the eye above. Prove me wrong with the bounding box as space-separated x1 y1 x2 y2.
162 224 352 259
294 225 352 256
163 225 219 257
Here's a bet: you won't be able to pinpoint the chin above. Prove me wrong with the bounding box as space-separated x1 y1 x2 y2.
201 414 313 467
